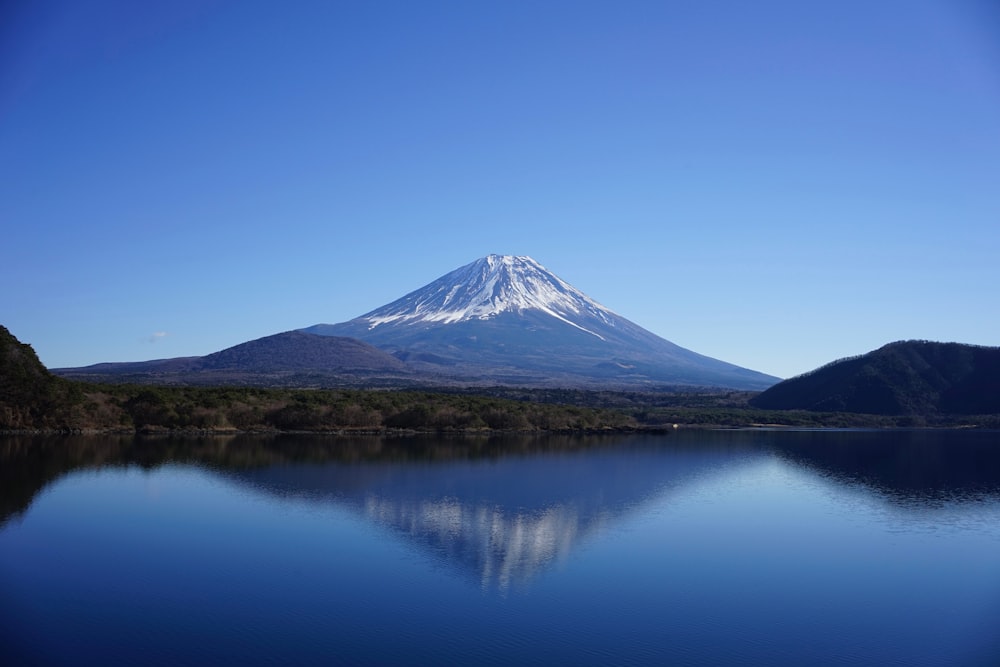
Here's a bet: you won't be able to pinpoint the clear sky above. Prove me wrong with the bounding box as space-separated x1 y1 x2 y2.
2 0 999 380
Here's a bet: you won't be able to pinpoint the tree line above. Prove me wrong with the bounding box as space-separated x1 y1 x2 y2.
3 382 641 433
4 326 998 433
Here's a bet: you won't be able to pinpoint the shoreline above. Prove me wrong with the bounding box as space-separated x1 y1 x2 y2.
2 422 993 437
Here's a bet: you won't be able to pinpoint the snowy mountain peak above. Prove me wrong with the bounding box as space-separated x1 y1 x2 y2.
361 255 619 338
301 254 780 389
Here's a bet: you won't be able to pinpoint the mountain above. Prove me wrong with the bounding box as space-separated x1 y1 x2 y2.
750 340 1000 415
55 331 411 386
303 255 778 390
49 255 778 390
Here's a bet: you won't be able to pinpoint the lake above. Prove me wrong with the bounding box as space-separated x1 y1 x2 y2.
1 429 999 666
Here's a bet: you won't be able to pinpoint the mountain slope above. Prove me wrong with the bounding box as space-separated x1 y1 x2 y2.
304 255 778 390
198 331 407 373
55 331 410 385
749 340 1000 415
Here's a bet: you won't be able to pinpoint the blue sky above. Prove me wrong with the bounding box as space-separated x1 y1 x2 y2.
3 0 999 379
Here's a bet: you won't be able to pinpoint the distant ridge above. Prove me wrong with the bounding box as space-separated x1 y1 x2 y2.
198 331 407 373
55 331 411 385
750 340 1000 415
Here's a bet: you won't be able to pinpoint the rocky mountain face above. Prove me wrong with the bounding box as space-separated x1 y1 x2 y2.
750 340 1000 415
303 255 778 390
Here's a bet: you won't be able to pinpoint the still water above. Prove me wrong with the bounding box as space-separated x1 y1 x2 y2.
1 430 999 666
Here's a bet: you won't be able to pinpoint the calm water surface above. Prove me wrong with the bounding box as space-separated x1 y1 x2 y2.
1 430 999 666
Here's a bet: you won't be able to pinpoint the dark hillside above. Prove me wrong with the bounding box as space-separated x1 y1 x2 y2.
0 325 52 404
750 341 1000 415
0 326 84 429
199 331 407 373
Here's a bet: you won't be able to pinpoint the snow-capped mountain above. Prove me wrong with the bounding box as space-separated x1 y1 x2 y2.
361 255 617 339
303 255 778 390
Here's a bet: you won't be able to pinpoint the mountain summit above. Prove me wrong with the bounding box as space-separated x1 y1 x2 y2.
304 255 778 390
361 255 619 338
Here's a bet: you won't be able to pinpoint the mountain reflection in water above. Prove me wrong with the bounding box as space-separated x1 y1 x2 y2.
363 496 587 590
3 430 999 593
220 435 745 590
2 433 760 590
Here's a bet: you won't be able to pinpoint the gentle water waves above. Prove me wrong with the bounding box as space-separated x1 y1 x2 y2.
1 430 999 666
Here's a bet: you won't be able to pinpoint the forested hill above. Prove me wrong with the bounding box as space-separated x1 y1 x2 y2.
750 341 1000 415
0 325 48 389
0 325 83 429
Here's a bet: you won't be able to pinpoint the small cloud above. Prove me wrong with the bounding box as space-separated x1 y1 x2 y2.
144 331 169 343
